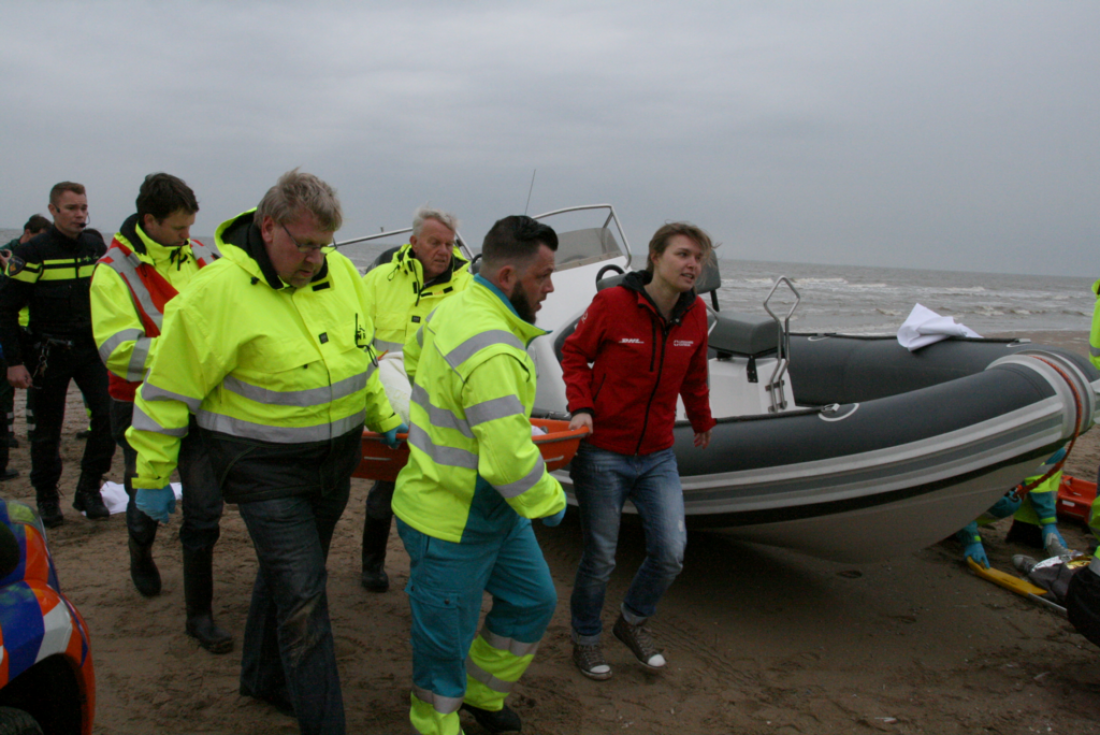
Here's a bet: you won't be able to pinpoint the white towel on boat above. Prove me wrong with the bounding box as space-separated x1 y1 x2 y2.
897 303 982 351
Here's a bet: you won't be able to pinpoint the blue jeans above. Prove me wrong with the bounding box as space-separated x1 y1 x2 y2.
570 443 686 643
237 484 349 735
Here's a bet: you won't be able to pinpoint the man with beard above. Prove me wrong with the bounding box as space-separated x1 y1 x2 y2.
392 215 567 735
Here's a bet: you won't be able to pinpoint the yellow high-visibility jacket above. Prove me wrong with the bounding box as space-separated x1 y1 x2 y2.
127 210 401 491
392 275 565 542
1090 279 1100 370
362 243 471 355
90 214 220 401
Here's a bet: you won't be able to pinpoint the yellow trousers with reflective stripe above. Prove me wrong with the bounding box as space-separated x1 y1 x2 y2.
397 510 557 735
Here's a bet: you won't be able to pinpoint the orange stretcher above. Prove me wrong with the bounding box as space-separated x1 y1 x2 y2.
1056 474 1097 526
353 418 588 482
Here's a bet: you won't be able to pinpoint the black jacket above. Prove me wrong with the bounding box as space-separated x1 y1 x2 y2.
0 225 106 364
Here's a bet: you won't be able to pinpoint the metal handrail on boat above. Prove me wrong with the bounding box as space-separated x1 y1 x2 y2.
763 276 801 413
531 204 634 270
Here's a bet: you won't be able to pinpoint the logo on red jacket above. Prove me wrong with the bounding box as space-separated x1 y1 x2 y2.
673 340 694 347
620 338 644 344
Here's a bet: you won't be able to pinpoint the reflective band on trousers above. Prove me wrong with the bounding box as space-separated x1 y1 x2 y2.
196 408 366 444
222 368 371 407
443 329 525 370
479 628 541 658
411 686 463 715
465 659 515 695
1091 344 1100 358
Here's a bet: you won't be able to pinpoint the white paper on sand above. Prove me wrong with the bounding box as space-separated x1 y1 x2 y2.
97 481 182 517
897 303 981 352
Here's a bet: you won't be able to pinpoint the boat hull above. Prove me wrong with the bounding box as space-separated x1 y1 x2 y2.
552 335 1099 562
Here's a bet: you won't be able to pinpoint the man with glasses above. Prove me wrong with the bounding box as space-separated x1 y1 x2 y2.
358 205 470 593
126 169 402 735
0 182 115 527
90 173 231 654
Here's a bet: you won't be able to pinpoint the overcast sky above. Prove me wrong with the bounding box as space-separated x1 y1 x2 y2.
2 1 1097 276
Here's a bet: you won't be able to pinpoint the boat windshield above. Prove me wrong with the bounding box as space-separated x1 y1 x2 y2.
553 227 625 272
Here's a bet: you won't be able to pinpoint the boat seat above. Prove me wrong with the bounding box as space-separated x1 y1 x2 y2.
709 312 778 358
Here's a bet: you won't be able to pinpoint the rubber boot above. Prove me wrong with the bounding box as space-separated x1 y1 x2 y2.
129 536 161 597
36 487 64 528
72 473 109 520
360 514 391 592
183 546 234 654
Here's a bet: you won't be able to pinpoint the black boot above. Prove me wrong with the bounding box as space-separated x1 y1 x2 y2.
36 487 64 528
129 536 161 597
72 474 109 520
183 546 233 654
461 702 522 734
361 514 391 592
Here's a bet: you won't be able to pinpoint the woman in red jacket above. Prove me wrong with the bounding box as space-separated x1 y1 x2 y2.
562 222 716 681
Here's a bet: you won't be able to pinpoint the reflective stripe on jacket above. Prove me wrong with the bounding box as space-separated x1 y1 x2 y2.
91 214 221 400
1090 279 1100 370
392 275 565 543
127 209 401 492
361 242 471 354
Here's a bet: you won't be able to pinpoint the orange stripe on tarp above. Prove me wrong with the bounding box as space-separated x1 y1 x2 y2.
22 526 50 584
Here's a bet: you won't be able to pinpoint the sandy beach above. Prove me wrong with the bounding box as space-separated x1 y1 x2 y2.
6 330 1100 734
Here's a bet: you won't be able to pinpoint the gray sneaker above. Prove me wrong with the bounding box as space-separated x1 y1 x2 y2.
573 642 612 680
612 614 666 669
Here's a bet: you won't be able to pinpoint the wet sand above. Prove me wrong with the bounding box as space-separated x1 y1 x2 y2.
5 330 1100 734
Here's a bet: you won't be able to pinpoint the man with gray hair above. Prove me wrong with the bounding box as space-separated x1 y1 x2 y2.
358 205 472 592
126 169 402 735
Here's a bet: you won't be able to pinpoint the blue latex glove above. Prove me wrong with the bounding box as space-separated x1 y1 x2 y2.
380 423 408 449
136 486 176 524
963 540 989 569
1041 523 1068 554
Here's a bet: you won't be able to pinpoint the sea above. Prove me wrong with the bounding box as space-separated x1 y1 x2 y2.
5 226 1091 335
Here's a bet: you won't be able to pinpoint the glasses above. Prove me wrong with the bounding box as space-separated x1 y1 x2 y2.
282 224 335 255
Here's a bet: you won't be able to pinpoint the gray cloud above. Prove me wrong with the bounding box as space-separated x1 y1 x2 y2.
2 0 1097 276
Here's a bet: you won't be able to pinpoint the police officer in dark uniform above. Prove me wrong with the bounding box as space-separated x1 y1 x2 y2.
0 181 116 527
